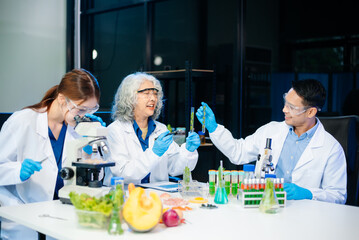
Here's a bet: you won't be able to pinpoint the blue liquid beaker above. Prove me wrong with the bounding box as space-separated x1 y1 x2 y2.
214 186 228 204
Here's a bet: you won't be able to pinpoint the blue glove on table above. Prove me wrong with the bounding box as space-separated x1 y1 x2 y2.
186 132 201 152
196 102 218 133
85 113 106 127
284 182 313 200
20 158 42 181
153 131 173 157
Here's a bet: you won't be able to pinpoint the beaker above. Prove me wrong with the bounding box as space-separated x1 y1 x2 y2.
259 175 279 214
214 186 228 204
214 161 228 204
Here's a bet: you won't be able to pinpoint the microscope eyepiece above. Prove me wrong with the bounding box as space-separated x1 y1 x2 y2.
265 138 272 149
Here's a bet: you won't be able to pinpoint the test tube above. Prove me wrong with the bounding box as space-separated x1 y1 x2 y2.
243 164 255 179
260 178 265 191
224 170 231 196
238 170 244 190
202 105 206 133
255 179 260 204
231 170 238 196
190 107 195 132
247 178 254 205
243 178 248 205
274 178 280 191
208 170 216 196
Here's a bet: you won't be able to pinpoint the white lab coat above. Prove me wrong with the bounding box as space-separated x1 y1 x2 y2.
209 119 347 204
0 109 78 240
104 120 198 185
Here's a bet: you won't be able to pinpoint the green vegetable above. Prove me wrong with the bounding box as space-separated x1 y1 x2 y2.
70 186 124 229
69 185 124 214
259 178 279 213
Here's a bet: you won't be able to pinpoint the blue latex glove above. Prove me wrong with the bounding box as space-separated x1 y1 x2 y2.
195 102 218 133
20 159 42 181
153 131 173 157
186 132 201 152
85 113 106 127
284 182 313 200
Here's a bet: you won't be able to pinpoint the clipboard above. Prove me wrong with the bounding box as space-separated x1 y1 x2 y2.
137 181 179 192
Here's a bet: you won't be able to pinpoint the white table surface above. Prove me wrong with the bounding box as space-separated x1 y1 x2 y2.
1 192 359 240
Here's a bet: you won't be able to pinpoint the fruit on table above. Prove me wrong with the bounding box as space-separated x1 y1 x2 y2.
162 209 181 227
123 187 162 232
128 183 135 195
188 197 208 204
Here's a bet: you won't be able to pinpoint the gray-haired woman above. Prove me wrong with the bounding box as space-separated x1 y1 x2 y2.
104 72 200 184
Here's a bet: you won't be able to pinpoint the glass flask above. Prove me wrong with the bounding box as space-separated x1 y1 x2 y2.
259 174 279 214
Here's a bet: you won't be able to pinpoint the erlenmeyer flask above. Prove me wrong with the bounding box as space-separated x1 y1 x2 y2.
259 175 279 213
214 161 228 204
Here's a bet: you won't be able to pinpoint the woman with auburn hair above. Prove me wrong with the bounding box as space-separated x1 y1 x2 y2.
0 69 105 240
104 72 200 185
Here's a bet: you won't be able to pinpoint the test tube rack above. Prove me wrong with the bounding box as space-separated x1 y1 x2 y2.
237 189 287 208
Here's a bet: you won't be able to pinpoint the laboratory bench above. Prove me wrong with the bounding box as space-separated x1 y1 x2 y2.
1 190 359 240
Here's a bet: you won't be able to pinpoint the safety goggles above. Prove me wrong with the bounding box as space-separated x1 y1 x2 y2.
66 98 99 115
137 88 159 99
283 93 310 115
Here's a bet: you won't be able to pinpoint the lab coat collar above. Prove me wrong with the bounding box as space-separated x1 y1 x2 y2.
34 110 56 166
271 122 291 168
36 110 49 139
123 119 162 134
62 125 78 165
121 120 144 148
293 120 325 170
122 119 163 146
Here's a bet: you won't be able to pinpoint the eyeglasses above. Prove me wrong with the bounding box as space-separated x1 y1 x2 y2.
66 98 99 115
283 93 310 115
137 88 159 99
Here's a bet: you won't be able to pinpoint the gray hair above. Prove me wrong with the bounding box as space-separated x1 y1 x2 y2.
111 72 163 122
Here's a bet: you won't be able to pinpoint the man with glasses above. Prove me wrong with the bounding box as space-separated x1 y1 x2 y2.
196 79 346 204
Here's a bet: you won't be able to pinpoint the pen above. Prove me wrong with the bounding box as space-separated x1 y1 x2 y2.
37 157 48 164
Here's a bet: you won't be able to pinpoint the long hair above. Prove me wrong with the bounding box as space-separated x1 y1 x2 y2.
24 69 100 112
111 72 163 122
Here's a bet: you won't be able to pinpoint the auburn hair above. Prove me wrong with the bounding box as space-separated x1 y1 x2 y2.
24 69 100 112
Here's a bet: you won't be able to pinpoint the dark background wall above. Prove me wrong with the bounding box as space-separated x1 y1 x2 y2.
64 0 359 180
